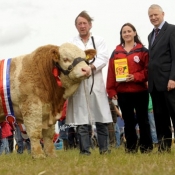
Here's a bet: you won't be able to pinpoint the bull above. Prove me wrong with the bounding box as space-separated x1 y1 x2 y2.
0 43 96 158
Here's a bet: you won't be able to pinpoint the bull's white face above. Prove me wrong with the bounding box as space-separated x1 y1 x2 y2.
59 43 92 81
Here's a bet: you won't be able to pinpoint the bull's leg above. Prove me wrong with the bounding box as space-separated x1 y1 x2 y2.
42 124 57 157
20 100 45 159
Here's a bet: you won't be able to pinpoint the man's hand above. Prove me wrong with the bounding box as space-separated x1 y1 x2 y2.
112 95 118 100
90 64 96 71
167 80 175 91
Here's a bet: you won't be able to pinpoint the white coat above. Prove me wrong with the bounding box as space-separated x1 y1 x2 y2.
66 34 112 125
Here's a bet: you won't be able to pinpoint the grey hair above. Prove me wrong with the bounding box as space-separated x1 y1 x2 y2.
149 4 163 12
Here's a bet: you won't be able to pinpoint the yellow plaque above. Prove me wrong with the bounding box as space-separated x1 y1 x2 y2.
114 58 129 82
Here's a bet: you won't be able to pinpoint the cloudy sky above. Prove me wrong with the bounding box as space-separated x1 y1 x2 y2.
0 0 174 82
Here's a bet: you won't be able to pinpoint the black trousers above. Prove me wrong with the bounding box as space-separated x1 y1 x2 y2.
118 91 153 153
151 86 175 151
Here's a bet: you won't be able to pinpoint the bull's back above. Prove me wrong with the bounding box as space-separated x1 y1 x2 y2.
0 56 25 122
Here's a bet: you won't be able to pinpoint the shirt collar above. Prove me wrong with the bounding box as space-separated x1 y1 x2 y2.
154 21 165 30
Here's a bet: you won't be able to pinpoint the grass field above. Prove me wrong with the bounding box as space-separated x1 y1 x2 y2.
1 145 175 175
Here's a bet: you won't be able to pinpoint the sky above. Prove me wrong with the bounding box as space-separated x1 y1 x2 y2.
0 0 174 132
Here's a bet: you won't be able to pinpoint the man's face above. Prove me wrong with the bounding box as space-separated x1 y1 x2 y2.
148 8 164 28
75 16 91 37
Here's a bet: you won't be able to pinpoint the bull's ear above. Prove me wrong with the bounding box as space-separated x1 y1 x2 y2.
51 47 60 62
84 49 96 61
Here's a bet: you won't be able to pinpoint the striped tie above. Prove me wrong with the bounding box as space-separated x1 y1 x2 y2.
155 28 160 38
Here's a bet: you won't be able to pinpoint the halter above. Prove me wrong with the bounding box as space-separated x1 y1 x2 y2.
54 57 89 76
53 57 94 95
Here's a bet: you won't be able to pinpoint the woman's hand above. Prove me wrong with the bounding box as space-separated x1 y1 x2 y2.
126 74 134 82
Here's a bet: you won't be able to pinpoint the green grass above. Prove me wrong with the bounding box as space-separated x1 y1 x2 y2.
1 146 175 175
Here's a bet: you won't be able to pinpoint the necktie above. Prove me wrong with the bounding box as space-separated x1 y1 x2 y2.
155 28 160 38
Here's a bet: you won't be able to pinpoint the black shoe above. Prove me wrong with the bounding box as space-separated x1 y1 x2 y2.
100 150 111 155
80 151 91 156
140 145 153 154
17 151 23 154
140 149 153 154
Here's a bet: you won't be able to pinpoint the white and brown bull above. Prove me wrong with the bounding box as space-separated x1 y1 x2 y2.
0 43 96 158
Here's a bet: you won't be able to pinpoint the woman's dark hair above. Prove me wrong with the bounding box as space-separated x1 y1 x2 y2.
75 11 94 25
120 23 143 45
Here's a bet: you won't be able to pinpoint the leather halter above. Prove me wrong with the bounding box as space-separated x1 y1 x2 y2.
54 57 89 76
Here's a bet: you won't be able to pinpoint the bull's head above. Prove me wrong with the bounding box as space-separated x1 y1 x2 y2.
52 43 96 99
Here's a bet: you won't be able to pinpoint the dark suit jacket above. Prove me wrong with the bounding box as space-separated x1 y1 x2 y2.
148 22 175 92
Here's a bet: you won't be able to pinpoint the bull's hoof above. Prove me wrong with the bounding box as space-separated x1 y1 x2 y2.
32 153 46 159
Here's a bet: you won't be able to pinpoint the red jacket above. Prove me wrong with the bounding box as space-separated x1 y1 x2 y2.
106 43 148 98
0 121 13 139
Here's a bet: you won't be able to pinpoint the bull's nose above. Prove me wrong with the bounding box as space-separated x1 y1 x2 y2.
81 66 91 76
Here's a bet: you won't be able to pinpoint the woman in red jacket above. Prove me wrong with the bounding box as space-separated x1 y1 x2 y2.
106 23 153 153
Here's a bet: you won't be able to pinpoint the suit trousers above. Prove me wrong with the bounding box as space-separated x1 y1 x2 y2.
150 86 175 151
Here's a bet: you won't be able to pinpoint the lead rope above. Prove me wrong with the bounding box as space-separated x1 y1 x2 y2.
89 36 96 94
84 36 96 136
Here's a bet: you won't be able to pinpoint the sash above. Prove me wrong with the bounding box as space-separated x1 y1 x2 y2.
0 58 15 126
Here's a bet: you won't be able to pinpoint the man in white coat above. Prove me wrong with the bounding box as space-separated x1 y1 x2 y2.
66 11 112 155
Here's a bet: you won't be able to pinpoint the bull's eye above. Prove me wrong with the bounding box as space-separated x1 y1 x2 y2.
63 58 70 63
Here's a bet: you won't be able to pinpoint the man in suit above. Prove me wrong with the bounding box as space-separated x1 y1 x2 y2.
148 4 175 152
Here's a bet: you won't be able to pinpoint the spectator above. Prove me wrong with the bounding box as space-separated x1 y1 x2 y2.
59 100 79 150
117 116 126 145
0 121 13 155
58 100 69 150
15 123 31 154
107 99 117 148
114 103 122 148
66 11 112 155
108 98 122 148
147 4 175 153
15 124 23 154
7 133 14 153
68 127 79 149
106 23 153 153
148 94 158 146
